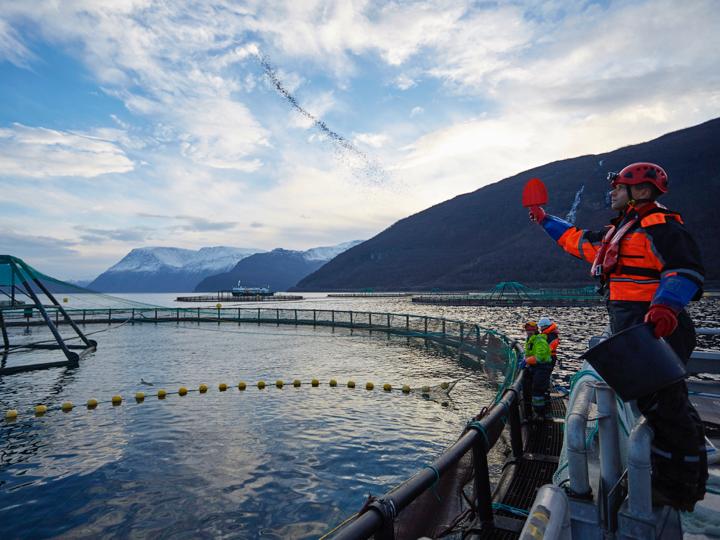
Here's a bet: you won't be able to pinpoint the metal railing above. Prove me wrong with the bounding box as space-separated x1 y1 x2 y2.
328 374 524 539
2 306 513 362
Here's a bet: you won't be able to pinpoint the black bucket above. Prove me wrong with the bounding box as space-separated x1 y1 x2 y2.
580 323 686 401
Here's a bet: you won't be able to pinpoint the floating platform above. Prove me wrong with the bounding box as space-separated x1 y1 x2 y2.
413 281 602 306
175 293 303 302
327 292 414 298
412 294 602 307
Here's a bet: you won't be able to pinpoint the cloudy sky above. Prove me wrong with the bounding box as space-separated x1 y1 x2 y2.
1 0 719 279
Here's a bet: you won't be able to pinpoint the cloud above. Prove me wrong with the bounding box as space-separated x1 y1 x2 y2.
2 2 270 171
410 106 424 117
394 74 416 90
353 132 389 149
74 226 151 243
0 123 134 178
0 19 35 68
176 98 269 171
136 213 238 232
0 230 79 259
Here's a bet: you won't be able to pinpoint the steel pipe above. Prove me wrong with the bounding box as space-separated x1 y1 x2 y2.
594 383 622 501
566 381 595 497
627 418 654 518
520 484 571 540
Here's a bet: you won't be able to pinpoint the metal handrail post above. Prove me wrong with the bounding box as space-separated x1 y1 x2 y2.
627 419 654 518
566 381 595 497
594 382 622 523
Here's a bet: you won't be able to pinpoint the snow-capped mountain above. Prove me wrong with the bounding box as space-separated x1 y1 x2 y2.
88 246 263 292
194 240 365 292
302 240 363 261
107 247 260 273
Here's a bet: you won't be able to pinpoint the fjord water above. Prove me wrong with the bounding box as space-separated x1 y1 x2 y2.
1 294 717 538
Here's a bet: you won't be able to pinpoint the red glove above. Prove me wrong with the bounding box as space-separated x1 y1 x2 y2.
644 304 678 338
525 356 537 366
528 206 546 223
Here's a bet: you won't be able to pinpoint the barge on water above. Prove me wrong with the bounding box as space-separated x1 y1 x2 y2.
175 292 303 302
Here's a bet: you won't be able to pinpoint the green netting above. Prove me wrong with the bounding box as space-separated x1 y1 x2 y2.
0 255 161 310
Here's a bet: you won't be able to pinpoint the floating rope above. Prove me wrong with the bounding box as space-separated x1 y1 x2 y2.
3 379 455 421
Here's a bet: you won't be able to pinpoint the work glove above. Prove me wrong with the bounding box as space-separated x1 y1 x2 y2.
525 356 537 366
644 304 678 338
528 206 546 223
518 357 526 370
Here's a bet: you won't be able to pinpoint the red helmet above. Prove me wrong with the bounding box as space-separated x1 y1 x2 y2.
524 321 538 331
608 162 668 193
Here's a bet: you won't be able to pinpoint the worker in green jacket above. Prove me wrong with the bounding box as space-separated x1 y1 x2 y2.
522 321 553 420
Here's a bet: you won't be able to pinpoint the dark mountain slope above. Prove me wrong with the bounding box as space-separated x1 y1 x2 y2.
295 118 720 291
195 249 326 292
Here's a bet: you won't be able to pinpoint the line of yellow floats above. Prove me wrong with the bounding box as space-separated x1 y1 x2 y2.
4 380 451 421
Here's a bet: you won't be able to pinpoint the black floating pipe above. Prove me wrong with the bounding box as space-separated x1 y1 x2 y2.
330 376 523 540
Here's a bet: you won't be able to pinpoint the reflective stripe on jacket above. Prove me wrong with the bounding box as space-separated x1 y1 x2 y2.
541 323 559 356
548 203 704 303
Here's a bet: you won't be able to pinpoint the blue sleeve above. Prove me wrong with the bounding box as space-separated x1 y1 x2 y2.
652 274 699 311
541 214 573 242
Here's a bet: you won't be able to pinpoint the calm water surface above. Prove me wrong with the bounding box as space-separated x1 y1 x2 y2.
1 293 718 538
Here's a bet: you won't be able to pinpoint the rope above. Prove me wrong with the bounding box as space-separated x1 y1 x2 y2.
492 502 529 517
466 420 490 450
424 464 442 501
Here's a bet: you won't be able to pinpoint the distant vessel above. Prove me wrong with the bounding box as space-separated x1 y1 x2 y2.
231 281 273 297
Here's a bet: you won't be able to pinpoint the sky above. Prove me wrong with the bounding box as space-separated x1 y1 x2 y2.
1 0 719 280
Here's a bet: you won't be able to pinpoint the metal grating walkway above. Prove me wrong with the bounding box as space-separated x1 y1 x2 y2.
473 394 567 539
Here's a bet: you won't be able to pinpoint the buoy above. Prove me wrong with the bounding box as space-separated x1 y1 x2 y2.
35 404 48 416
5 409 18 420
329 379 337 387
257 381 266 389
61 401 74 412
87 398 98 409
440 382 450 390
219 383 228 391
366 382 374 390
293 379 301 387
111 395 122 405
157 389 167 399
135 392 145 402
422 385 431 393
199 384 208 393
383 383 392 392
402 385 411 394
216 303 222 309
347 380 356 388
178 387 188 396
238 382 247 391
311 379 319 387
276 380 284 388
63 297 68 303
